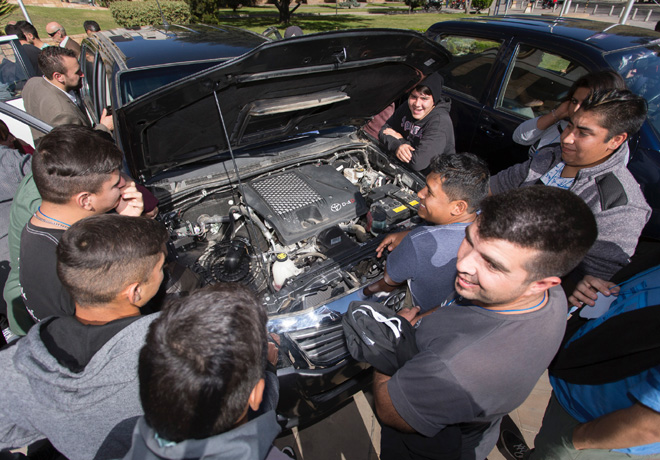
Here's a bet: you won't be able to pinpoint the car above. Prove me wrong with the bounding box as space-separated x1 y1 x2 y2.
425 15 660 239
2 25 451 428
70 27 448 428
0 34 39 144
77 25 271 137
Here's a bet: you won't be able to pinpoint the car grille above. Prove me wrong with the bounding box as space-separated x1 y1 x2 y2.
287 322 349 367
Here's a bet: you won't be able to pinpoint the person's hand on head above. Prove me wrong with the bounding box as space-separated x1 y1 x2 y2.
568 275 620 308
554 100 572 120
116 180 144 217
100 108 114 132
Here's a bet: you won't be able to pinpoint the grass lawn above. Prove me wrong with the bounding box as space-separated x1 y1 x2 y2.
1 6 117 36
0 3 471 37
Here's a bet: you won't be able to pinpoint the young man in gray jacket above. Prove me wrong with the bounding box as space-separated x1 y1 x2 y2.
490 89 650 286
0 214 168 460
123 284 287 460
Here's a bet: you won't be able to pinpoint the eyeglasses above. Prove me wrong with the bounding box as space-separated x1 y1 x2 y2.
47 29 61 37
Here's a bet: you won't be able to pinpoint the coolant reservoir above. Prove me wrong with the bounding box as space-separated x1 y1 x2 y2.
272 253 301 291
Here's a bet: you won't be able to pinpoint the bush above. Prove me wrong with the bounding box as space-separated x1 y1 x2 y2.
110 1 191 27
0 0 14 19
470 0 492 12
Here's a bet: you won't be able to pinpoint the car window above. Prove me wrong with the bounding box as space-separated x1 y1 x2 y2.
605 45 660 137
119 62 223 105
80 45 97 109
0 38 31 102
431 35 502 101
94 58 109 118
497 44 587 119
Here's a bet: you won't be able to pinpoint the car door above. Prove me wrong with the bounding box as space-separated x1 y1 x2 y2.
427 32 512 169
473 39 597 172
0 35 39 146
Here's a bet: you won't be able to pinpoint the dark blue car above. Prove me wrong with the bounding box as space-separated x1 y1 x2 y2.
426 15 660 239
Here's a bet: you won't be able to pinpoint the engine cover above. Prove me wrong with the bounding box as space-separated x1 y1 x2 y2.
243 164 367 245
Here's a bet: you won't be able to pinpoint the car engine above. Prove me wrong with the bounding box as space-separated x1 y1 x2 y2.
160 148 423 315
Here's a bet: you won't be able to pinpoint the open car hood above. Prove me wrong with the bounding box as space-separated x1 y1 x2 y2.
116 29 451 181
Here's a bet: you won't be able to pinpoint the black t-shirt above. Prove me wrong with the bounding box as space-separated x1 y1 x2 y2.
21 44 42 76
19 221 74 321
40 315 142 372
388 286 567 459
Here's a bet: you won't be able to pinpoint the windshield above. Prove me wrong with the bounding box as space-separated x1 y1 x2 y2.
605 44 660 136
119 61 222 104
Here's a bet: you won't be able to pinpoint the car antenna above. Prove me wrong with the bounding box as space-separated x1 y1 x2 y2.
154 0 170 29
212 91 273 292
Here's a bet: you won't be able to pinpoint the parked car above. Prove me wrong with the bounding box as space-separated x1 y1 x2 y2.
0 34 39 144
78 25 270 137
425 15 660 239
75 27 449 427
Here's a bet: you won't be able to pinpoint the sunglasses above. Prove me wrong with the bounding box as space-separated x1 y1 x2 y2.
47 29 61 37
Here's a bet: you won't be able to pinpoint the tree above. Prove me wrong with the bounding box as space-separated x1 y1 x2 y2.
404 0 425 13
274 0 301 24
471 0 492 12
0 0 14 19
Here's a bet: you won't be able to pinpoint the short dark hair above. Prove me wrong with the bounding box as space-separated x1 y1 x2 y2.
83 20 100 33
478 186 597 280
5 23 26 41
139 284 267 442
427 153 489 213
568 70 626 100
38 46 76 79
16 20 39 40
580 89 647 140
57 214 168 306
32 125 123 204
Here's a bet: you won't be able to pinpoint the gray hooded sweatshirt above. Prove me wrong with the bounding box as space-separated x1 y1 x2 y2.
122 411 289 460
0 145 31 261
0 314 156 459
491 142 650 280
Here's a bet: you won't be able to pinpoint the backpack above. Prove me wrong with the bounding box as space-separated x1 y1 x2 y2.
342 300 418 376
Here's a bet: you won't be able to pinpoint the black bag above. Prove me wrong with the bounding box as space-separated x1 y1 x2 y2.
342 300 419 376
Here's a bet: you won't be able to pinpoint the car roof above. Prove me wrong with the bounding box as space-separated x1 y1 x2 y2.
427 15 660 52
88 24 269 71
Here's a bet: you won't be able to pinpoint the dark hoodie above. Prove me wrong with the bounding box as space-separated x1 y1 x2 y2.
379 73 455 172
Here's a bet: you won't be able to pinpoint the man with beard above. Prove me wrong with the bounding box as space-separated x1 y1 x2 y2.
22 46 112 141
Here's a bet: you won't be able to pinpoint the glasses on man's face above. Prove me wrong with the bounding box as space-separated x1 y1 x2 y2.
47 29 61 37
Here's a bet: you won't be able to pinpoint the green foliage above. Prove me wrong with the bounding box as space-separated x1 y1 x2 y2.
110 1 191 27
0 0 14 19
470 0 492 12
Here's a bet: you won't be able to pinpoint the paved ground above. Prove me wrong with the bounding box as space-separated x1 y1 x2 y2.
274 371 553 460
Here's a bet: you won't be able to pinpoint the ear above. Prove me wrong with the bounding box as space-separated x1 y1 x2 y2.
524 276 561 296
125 282 141 306
607 132 627 151
450 200 468 216
74 191 93 211
247 378 265 412
52 71 65 85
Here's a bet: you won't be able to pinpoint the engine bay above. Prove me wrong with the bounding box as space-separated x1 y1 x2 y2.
160 148 424 315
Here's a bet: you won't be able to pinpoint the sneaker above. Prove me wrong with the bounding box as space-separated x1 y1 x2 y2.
280 446 297 459
498 429 530 460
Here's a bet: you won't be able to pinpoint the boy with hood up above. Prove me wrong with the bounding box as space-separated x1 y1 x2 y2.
379 72 455 173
